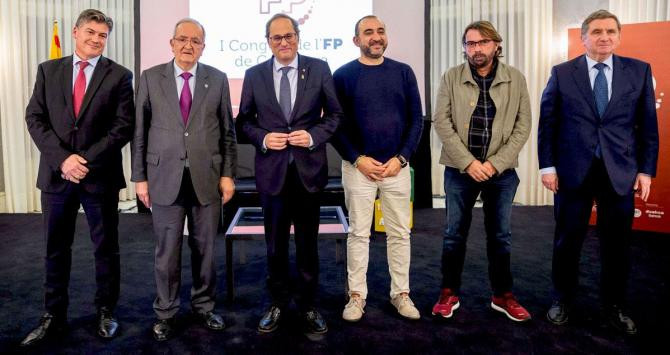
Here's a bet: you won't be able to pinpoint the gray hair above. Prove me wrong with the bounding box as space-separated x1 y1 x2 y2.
581 9 621 37
173 18 206 40
75 9 113 32
265 13 300 38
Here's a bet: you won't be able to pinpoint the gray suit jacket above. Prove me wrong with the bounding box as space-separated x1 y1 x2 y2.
131 60 237 205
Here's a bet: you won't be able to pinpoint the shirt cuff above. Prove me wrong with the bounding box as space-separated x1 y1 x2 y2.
308 133 314 151
540 167 557 175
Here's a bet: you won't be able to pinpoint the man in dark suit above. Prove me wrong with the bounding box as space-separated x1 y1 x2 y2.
236 13 342 334
131 18 236 341
538 9 658 335
21 9 134 346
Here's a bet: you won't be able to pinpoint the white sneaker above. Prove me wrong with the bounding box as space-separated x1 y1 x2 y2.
342 295 366 322
391 293 421 320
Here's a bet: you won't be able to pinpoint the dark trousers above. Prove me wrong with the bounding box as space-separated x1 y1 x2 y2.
41 185 120 318
151 169 220 319
552 158 633 306
441 167 519 296
260 163 321 311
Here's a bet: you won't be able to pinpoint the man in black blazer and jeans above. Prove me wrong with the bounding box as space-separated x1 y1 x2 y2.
21 9 134 346
237 13 342 335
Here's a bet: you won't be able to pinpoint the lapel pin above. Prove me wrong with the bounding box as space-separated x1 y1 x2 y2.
301 74 305 80
204 84 209 88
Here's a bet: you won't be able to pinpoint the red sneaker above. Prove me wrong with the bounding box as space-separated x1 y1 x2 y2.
432 288 460 318
491 292 531 322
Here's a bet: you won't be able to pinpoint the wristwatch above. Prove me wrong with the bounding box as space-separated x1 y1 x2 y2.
396 154 408 168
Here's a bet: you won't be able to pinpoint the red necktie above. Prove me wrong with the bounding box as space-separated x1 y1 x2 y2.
73 61 89 118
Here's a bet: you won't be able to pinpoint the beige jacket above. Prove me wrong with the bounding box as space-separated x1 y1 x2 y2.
433 61 531 173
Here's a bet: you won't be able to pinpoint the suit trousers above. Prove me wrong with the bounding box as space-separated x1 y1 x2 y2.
342 161 412 300
151 168 220 319
552 158 634 306
261 163 321 311
41 184 120 318
441 167 519 296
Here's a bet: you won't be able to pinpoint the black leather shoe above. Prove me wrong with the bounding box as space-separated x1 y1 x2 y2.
258 306 281 333
196 311 225 331
605 305 637 335
546 301 569 325
97 307 119 338
19 313 66 347
303 309 328 334
152 317 176 341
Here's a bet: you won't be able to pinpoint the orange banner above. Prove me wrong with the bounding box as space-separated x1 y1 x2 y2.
569 22 670 233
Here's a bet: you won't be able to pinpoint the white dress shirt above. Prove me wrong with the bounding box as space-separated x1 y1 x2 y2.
72 53 100 92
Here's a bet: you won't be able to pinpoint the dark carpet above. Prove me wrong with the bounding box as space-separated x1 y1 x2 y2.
0 207 667 354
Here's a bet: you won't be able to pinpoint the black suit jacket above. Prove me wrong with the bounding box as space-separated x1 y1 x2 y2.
538 54 658 195
236 54 343 195
25 55 135 194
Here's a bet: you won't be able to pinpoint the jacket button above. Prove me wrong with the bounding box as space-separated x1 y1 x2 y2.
470 101 475 107
184 132 189 137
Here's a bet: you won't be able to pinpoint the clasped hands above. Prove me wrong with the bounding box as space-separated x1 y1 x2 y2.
465 160 498 182
356 156 402 181
60 154 88 183
264 130 311 150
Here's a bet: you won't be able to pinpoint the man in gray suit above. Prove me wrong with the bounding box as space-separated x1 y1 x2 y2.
131 18 236 341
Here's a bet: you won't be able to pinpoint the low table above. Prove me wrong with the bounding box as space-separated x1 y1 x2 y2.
224 206 349 301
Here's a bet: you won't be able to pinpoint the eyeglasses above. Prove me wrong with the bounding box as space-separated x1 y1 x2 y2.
464 39 493 49
172 37 204 47
269 33 297 45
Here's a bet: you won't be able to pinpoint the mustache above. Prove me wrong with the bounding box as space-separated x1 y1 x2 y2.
368 39 385 46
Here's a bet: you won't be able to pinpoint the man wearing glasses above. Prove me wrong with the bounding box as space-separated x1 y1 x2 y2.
236 13 342 335
131 18 237 341
432 21 532 322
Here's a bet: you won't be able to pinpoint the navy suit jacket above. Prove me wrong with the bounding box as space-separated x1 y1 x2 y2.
25 55 135 194
538 54 658 195
237 54 343 196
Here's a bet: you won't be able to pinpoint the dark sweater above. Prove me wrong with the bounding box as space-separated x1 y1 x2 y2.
332 58 423 164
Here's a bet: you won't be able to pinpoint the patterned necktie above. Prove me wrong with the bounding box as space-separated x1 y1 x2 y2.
593 62 609 118
593 62 608 158
279 67 292 121
179 72 193 125
73 61 89 118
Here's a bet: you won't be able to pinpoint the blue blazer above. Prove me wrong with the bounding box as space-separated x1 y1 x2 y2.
237 54 343 195
538 54 658 195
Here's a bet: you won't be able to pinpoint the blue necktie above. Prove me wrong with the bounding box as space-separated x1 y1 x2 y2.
593 63 608 158
593 63 608 118
279 67 292 122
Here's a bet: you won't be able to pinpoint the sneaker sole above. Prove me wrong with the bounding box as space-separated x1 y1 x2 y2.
342 314 363 322
490 302 531 322
431 301 460 318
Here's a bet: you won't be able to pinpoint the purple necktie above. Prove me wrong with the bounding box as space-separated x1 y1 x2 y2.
179 72 193 125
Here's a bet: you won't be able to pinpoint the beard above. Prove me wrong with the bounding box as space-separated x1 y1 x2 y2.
362 40 387 59
468 52 494 69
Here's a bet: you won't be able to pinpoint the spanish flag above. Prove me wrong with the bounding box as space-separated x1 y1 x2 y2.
49 20 61 59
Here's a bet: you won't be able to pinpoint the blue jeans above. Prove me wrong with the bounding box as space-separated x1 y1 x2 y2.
441 167 519 295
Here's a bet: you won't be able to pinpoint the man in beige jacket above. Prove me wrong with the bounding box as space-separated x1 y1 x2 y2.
432 21 531 322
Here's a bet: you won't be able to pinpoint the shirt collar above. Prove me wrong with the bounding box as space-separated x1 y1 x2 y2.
273 55 298 72
73 52 100 68
174 60 198 78
585 54 613 70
